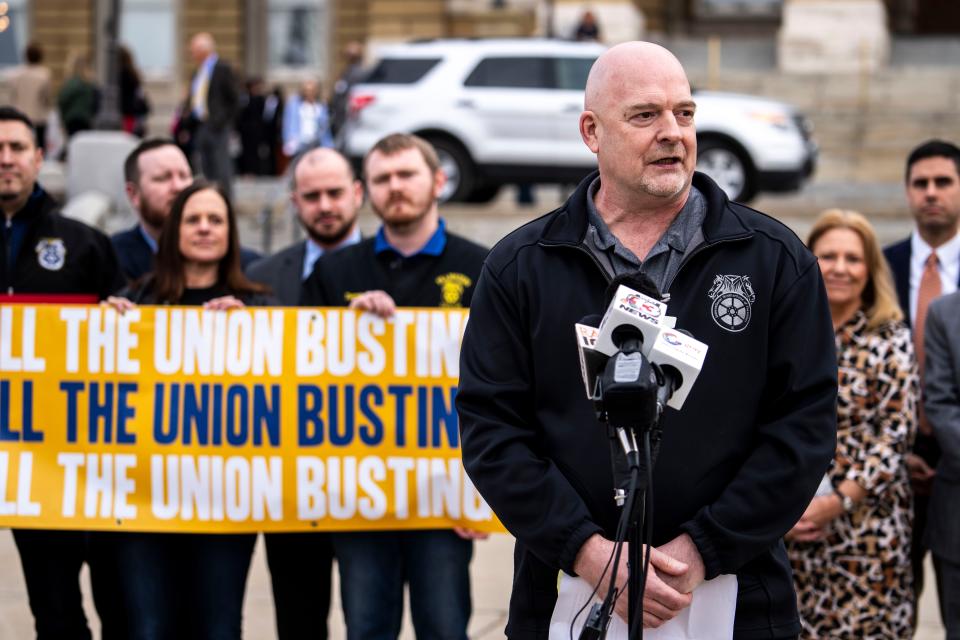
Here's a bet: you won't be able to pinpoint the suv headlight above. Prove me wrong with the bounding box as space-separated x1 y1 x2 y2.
746 110 791 131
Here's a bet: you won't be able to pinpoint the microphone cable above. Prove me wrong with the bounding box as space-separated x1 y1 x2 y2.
629 430 655 640
573 452 642 640
569 535 616 640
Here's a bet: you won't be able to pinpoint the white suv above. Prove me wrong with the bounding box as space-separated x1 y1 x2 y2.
342 39 817 203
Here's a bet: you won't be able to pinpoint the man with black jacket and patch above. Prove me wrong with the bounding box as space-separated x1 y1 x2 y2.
457 43 838 638
301 133 488 639
0 105 123 638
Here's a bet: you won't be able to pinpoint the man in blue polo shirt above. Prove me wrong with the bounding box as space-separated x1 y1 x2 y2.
301 133 488 639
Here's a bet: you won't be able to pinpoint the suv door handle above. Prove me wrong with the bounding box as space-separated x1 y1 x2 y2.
563 104 581 113
456 99 476 109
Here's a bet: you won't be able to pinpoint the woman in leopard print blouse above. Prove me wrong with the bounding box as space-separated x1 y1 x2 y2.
786 210 918 638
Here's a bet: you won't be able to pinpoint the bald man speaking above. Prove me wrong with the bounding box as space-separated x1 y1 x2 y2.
457 42 837 638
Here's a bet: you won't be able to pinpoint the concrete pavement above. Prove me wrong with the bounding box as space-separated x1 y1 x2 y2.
0 529 946 638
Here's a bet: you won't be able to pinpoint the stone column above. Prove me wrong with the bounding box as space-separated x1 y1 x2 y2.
778 0 890 73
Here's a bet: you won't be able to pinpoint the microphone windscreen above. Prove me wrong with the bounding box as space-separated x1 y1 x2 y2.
578 314 603 328
604 272 661 306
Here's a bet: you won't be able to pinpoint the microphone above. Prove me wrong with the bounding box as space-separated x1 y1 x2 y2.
603 272 662 305
595 325 659 433
575 314 605 398
593 284 665 358
576 276 709 410
594 324 659 470
647 328 708 410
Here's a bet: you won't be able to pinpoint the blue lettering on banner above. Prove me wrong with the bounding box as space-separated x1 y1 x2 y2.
116 383 137 444
359 386 384 446
61 381 84 443
59 381 138 444
212 383 223 445
293 384 460 450
417 387 428 447
387 385 412 447
154 382 179 445
184 384 210 445
251 386 280 447
330 385 352 447
432 387 458 448
0 380 43 442
226 385 248 446
297 384 324 446
153 383 281 447
88 382 113 443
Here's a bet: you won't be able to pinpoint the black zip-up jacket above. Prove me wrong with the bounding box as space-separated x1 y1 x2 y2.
457 172 838 639
0 187 122 298
300 232 488 308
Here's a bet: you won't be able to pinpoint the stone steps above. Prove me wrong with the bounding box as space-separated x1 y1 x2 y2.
685 66 960 185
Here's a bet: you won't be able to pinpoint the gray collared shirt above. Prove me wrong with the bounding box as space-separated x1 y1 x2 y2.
584 176 706 295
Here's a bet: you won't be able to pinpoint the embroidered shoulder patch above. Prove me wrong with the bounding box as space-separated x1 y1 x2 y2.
435 273 472 308
707 275 756 332
35 238 66 271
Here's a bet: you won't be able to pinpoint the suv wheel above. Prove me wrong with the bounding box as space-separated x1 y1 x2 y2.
427 137 475 202
696 139 756 203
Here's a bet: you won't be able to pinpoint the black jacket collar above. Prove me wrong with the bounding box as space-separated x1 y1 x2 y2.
9 185 58 224
539 171 753 248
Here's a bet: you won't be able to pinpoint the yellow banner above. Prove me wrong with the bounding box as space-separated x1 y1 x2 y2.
0 304 503 534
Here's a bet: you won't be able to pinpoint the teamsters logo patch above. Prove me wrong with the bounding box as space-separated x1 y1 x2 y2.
436 273 472 308
707 275 756 332
35 238 66 271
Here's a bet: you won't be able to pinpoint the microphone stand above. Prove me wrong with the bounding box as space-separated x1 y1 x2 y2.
626 369 677 639
628 499 644 635
586 327 669 640
625 427 657 640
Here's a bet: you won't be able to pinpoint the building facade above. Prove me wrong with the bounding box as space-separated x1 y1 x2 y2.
2 0 957 139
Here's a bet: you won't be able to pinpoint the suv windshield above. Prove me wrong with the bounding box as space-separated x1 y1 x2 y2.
364 58 441 84
555 57 596 90
463 56 597 90
464 57 552 88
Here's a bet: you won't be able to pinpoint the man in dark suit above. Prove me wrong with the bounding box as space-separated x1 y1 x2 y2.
922 290 960 637
329 41 365 141
247 146 362 301
883 139 960 621
188 32 239 197
245 145 362 639
113 137 260 283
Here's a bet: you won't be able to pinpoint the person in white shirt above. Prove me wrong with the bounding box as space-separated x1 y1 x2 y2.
282 80 334 158
883 139 960 629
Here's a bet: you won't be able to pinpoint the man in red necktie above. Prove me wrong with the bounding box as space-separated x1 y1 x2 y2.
883 139 960 627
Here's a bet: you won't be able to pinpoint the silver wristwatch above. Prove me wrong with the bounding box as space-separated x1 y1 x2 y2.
835 488 854 513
